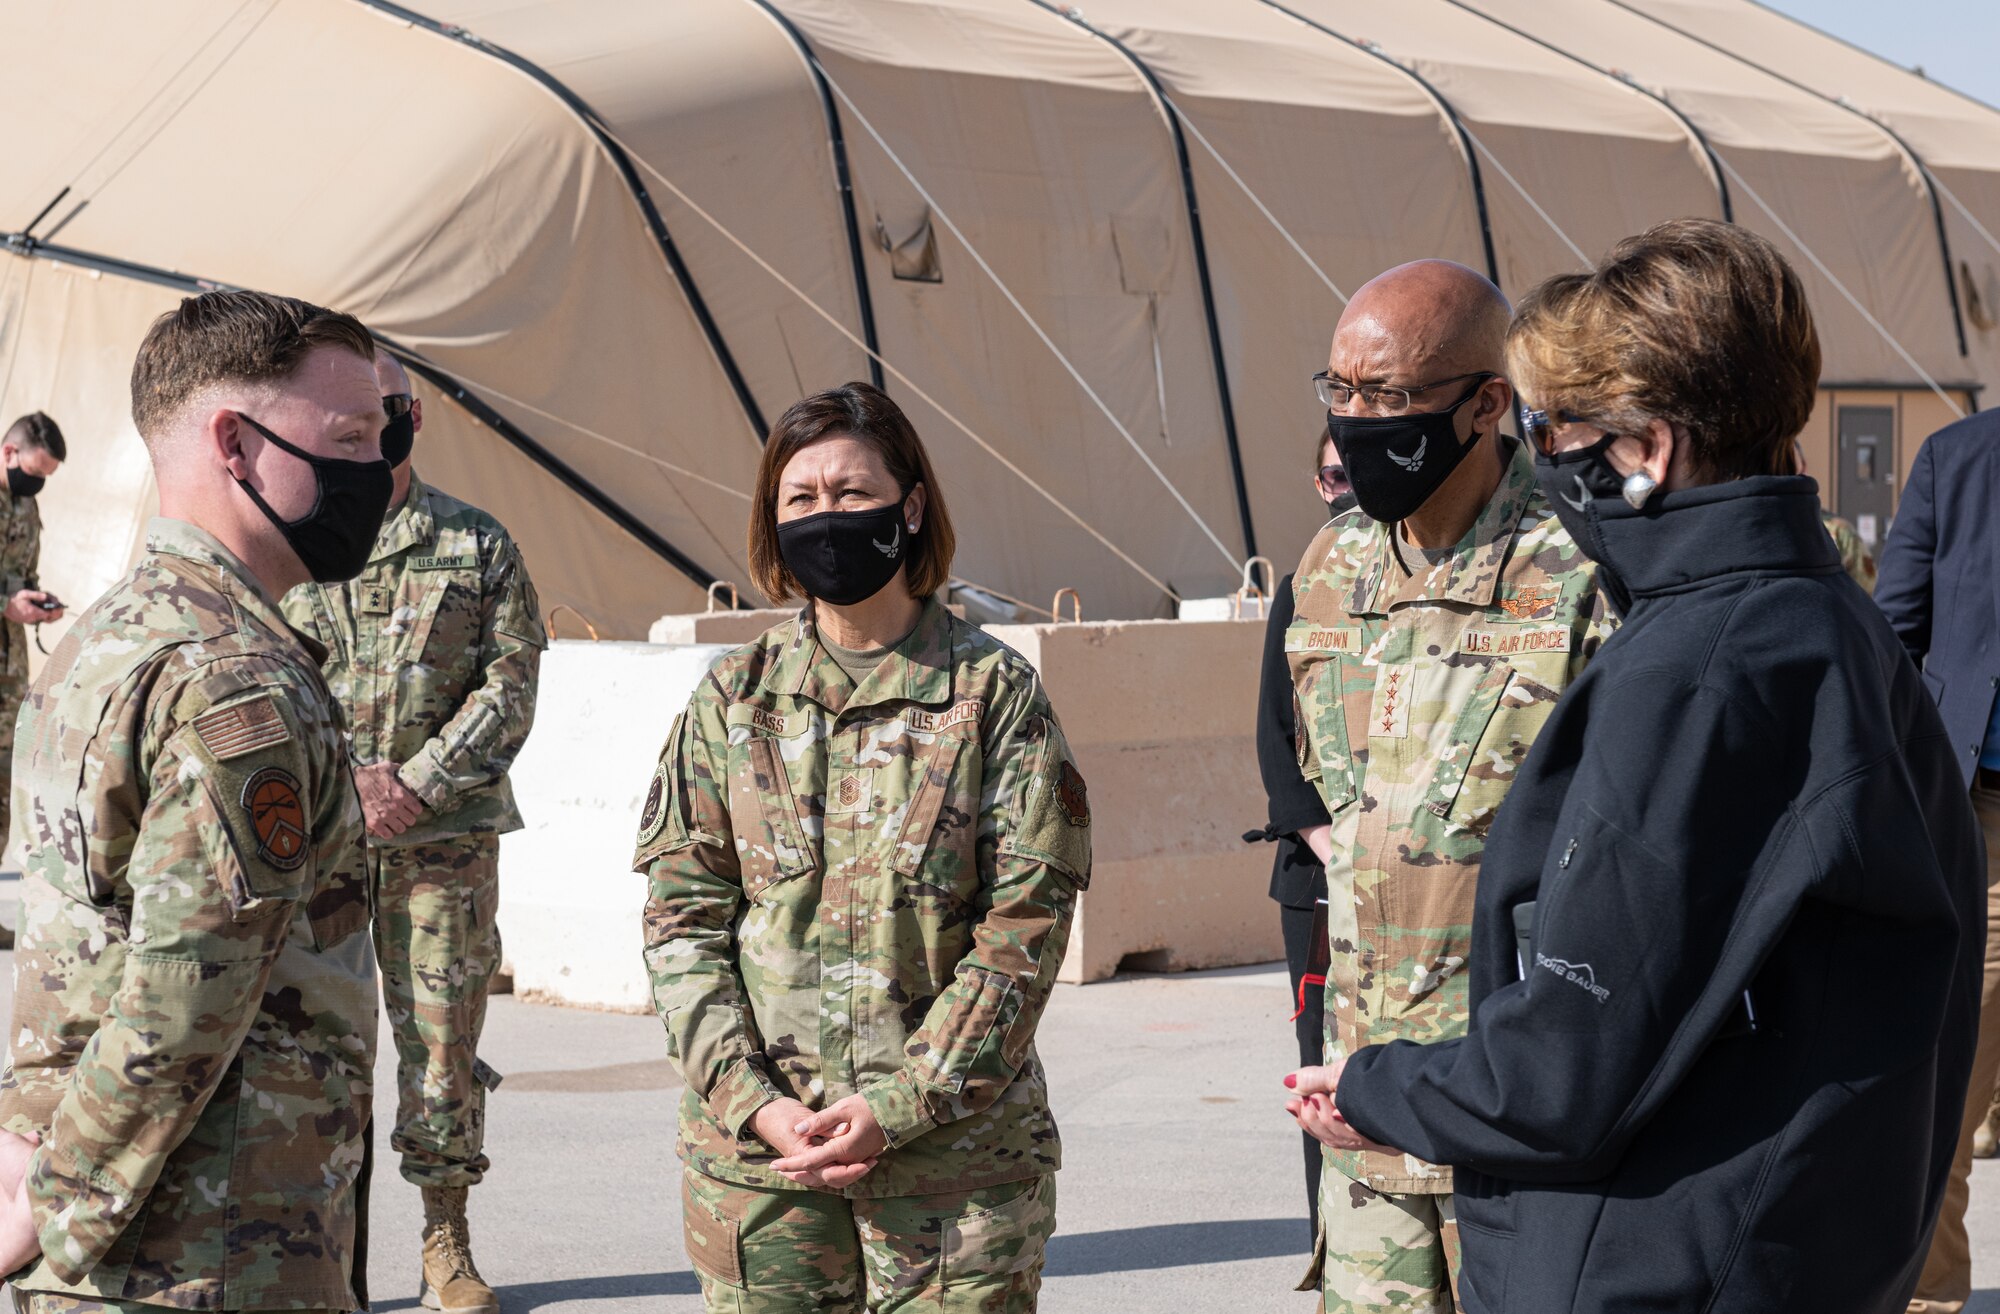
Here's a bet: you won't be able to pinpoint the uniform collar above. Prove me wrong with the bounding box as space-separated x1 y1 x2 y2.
144 516 329 662
767 595 956 715
1349 438 1536 614
371 474 434 563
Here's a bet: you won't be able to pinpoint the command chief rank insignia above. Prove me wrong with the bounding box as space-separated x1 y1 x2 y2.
242 767 309 871
1057 761 1090 827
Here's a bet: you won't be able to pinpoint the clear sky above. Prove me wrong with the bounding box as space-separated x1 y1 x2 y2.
1759 0 2000 110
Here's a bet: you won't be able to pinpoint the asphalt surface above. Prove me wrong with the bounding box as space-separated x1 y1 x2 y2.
1 936 1998 1310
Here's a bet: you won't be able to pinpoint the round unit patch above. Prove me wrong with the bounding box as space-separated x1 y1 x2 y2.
242 766 309 871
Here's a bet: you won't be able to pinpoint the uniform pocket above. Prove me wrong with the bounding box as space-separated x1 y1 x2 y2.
680 1171 746 1288
939 1176 1055 1291
733 735 815 900
1426 665 1559 836
411 569 482 670
893 734 970 885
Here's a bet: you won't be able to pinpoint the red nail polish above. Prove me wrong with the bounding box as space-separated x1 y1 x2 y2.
1284 1073 1298 1089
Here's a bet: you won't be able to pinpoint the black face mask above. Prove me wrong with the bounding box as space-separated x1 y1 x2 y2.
1532 431 1633 615
380 411 416 468
1323 489 1357 518
777 502 912 607
1324 379 1488 524
233 412 395 584
6 467 44 499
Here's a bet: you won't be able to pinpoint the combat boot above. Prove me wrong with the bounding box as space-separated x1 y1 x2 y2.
421 1185 498 1314
1976 1094 2000 1160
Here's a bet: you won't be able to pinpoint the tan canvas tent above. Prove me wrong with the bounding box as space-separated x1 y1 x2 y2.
2 0 1993 641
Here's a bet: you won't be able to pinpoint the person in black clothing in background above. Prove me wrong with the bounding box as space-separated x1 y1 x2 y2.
1248 428 1350 1236
1289 218 1984 1311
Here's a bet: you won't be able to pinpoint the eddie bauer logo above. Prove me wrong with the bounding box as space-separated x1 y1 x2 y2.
1535 952 1611 1004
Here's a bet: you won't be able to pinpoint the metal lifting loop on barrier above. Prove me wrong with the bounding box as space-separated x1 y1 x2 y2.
544 604 602 642
1233 555 1276 620
1052 588 1083 624
706 581 740 613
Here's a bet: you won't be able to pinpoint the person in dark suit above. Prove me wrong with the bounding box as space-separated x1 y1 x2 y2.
1248 428 1349 1235
1876 408 2000 1314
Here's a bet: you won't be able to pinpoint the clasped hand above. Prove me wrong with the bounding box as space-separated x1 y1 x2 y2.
751 1095 887 1190
1284 1061 1399 1155
355 762 425 840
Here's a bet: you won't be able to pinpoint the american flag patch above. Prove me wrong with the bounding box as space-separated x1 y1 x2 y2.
193 694 291 760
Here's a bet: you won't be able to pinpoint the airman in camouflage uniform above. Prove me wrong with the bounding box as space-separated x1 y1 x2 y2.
0 515 376 1311
0 412 68 942
637 596 1086 1312
283 353 543 1314
1283 261 1612 1314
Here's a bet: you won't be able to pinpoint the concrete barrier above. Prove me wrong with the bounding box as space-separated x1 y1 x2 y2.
986 619 1277 983
500 618 1278 1006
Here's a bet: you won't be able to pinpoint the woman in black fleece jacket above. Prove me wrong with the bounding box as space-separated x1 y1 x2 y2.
1294 219 1985 1312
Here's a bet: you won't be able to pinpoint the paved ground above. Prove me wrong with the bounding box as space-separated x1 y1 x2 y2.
2 948 1999 1310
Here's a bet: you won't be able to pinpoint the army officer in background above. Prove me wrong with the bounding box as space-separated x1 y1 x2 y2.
636 382 1089 1312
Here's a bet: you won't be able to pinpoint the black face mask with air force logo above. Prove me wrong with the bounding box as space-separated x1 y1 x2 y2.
776 501 913 606
1323 379 1487 525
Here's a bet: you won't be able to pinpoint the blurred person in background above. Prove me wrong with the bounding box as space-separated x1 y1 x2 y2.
0 411 64 950
1303 218 1982 1314
1248 426 1353 1239
1875 395 2000 1314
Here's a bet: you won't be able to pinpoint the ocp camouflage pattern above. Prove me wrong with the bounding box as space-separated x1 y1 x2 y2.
1820 509 1878 594
0 480 45 845
637 598 1089 1199
1287 441 1613 1194
0 517 374 1310
681 1169 1054 1311
283 476 545 844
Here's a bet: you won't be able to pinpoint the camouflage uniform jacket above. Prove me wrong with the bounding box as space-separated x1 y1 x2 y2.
1287 441 1612 1194
1820 509 1878 594
0 483 43 685
635 597 1090 1198
0 517 375 1309
283 476 545 846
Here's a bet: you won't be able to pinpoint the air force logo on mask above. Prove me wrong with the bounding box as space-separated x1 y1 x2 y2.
1386 435 1427 472
1536 952 1611 1003
874 524 901 559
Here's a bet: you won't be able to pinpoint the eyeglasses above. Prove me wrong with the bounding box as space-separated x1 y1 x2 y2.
1520 408 1609 455
383 393 414 420
1312 370 1493 415
1317 465 1349 489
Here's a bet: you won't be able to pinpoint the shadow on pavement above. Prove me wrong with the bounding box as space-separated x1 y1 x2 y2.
372 1271 701 1311
1968 1290 2000 1313
1045 1218 1307 1276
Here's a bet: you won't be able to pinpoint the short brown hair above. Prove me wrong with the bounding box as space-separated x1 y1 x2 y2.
130 290 376 440
748 383 956 604
3 412 64 462
1507 218 1821 481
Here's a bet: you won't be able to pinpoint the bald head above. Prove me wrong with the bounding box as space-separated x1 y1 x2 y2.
1331 260 1510 385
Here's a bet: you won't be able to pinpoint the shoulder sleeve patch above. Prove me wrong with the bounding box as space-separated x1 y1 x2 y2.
1001 714 1092 888
633 712 692 871
194 691 292 761
242 765 310 872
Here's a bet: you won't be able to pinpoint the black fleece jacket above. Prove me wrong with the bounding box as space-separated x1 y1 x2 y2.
1336 476 1984 1312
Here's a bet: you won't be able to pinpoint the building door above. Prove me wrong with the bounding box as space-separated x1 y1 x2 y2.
1837 405 1897 551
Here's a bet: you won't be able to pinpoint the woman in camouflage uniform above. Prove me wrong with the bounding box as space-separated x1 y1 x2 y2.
635 383 1090 1313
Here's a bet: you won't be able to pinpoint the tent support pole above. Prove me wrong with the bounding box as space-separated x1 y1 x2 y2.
1027 0 1258 560
1258 1 1501 290
1608 0 1968 359
349 0 776 433
740 0 884 396
0 233 733 598
1445 0 1732 223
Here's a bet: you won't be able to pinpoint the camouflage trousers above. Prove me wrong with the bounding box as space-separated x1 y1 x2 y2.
1302 1174 1461 1314
10 1299 342 1314
0 673 23 852
372 832 502 1187
682 1168 1055 1312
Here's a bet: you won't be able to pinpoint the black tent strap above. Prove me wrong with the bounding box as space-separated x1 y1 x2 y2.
741 0 884 392
349 0 774 434
0 232 734 598
1029 0 1259 561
